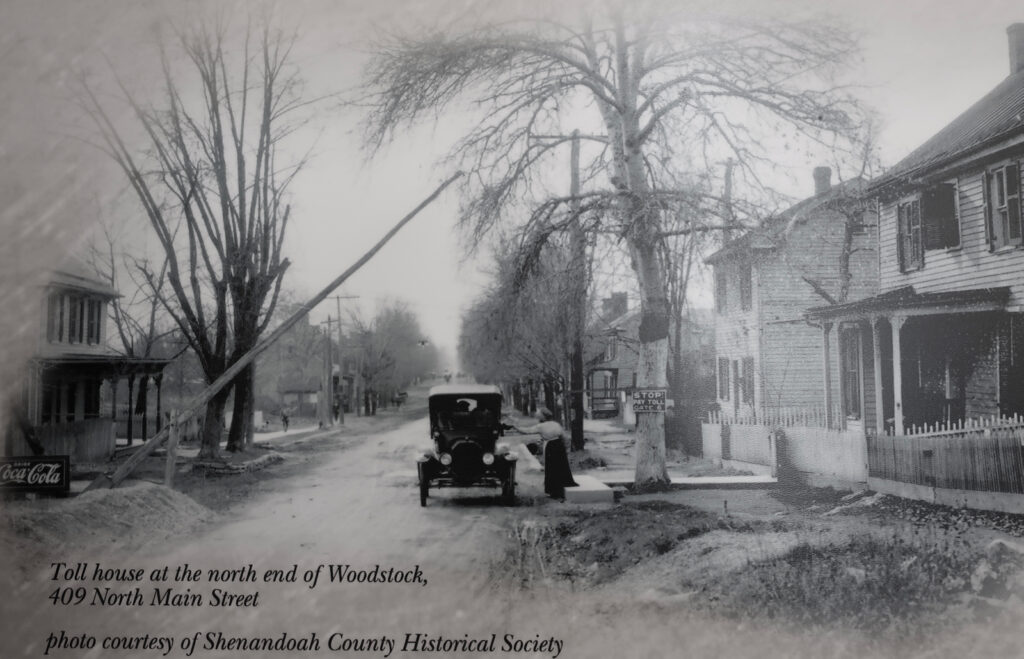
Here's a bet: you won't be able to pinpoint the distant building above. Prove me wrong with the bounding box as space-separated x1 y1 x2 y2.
586 292 715 428
706 167 879 425
5 260 170 462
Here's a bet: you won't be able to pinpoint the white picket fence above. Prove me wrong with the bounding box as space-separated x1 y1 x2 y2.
894 413 1024 437
707 405 844 430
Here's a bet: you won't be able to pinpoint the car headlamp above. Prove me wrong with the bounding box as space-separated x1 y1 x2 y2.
482 452 495 465
439 453 453 466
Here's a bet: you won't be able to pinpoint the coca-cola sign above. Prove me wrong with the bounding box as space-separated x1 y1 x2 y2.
0 456 70 494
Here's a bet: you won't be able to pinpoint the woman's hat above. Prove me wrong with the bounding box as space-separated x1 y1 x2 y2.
537 407 554 421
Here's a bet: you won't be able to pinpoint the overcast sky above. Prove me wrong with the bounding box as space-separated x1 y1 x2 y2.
2 0 1022 369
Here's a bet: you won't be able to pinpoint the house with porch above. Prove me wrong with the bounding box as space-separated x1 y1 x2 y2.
804 24 1024 509
586 293 715 441
705 167 879 424
586 293 636 419
3 261 170 463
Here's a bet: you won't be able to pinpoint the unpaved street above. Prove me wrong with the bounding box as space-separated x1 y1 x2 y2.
0 411 565 658
5 409 1024 659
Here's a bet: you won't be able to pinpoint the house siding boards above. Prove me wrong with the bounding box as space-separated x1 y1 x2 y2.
711 188 878 419
879 168 1024 312
712 258 761 415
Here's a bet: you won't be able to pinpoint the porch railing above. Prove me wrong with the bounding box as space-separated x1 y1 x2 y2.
867 419 1024 494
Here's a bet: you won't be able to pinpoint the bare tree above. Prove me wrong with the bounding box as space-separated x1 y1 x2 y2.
460 241 578 417
349 302 437 415
80 19 307 458
87 221 181 439
360 3 867 487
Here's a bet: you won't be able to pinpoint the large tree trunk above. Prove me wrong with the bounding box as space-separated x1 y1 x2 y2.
244 366 255 449
199 388 230 459
226 365 253 452
631 243 672 489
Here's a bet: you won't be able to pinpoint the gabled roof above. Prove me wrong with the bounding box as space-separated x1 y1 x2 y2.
705 178 866 265
47 257 120 298
870 69 1024 191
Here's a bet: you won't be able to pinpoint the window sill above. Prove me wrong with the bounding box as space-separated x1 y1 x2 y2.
992 244 1022 254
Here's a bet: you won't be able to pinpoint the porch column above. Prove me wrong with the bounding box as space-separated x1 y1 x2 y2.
141 377 149 443
126 374 135 446
871 317 885 436
822 321 834 428
891 315 907 436
155 374 163 433
836 325 848 431
110 378 118 421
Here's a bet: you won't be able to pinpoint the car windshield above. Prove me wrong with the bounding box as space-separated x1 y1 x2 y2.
432 395 500 431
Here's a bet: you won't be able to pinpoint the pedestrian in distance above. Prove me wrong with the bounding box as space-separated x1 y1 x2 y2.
281 411 289 432
504 407 577 500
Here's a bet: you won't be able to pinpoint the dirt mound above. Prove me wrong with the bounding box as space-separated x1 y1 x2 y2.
508 502 788 588
1 481 215 560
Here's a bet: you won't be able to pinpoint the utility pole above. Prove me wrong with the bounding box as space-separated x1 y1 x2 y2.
528 131 588 450
568 129 586 451
320 316 335 428
328 294 359 424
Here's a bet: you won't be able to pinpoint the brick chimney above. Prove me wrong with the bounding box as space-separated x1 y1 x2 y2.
813 166 832 196
1009 23 1024 75
602 292 628 319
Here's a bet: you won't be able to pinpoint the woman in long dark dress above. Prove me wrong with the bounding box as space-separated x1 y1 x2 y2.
508 407 577 500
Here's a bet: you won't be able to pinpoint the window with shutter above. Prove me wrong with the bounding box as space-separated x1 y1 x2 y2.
741 356 755 404
68 296 82 344
921 182 959 250
739 263 752 311
46 293 61 342
717 357 730 400
988 163 1023 249
897 198 923 271
715 268 727 313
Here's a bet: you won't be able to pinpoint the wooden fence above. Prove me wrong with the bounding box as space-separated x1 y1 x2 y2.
867 424 1024 494
707 405 844 429
31 419 116 462
891 413 1024 437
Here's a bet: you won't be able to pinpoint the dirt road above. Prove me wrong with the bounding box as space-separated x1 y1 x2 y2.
6 407 1024 658
0 412 567 658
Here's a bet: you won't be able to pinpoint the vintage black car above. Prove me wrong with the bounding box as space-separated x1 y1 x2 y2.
417 384 517 506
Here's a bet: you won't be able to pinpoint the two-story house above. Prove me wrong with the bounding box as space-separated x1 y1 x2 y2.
586 293 636 419
707 168 879 427
4 260 170 463
806 24 1024 438
586 292 715 432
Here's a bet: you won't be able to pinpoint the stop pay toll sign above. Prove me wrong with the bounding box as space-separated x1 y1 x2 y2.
631 389 666 412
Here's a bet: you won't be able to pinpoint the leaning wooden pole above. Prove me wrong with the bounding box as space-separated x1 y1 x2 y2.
86 172 463 492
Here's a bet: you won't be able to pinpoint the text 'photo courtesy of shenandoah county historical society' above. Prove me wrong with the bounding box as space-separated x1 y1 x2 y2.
3 1 1024 657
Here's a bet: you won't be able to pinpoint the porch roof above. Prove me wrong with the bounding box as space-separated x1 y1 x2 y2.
33 354 172 377
805 286 1011 320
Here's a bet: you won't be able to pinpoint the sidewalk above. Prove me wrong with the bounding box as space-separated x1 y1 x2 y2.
577 416 777 489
